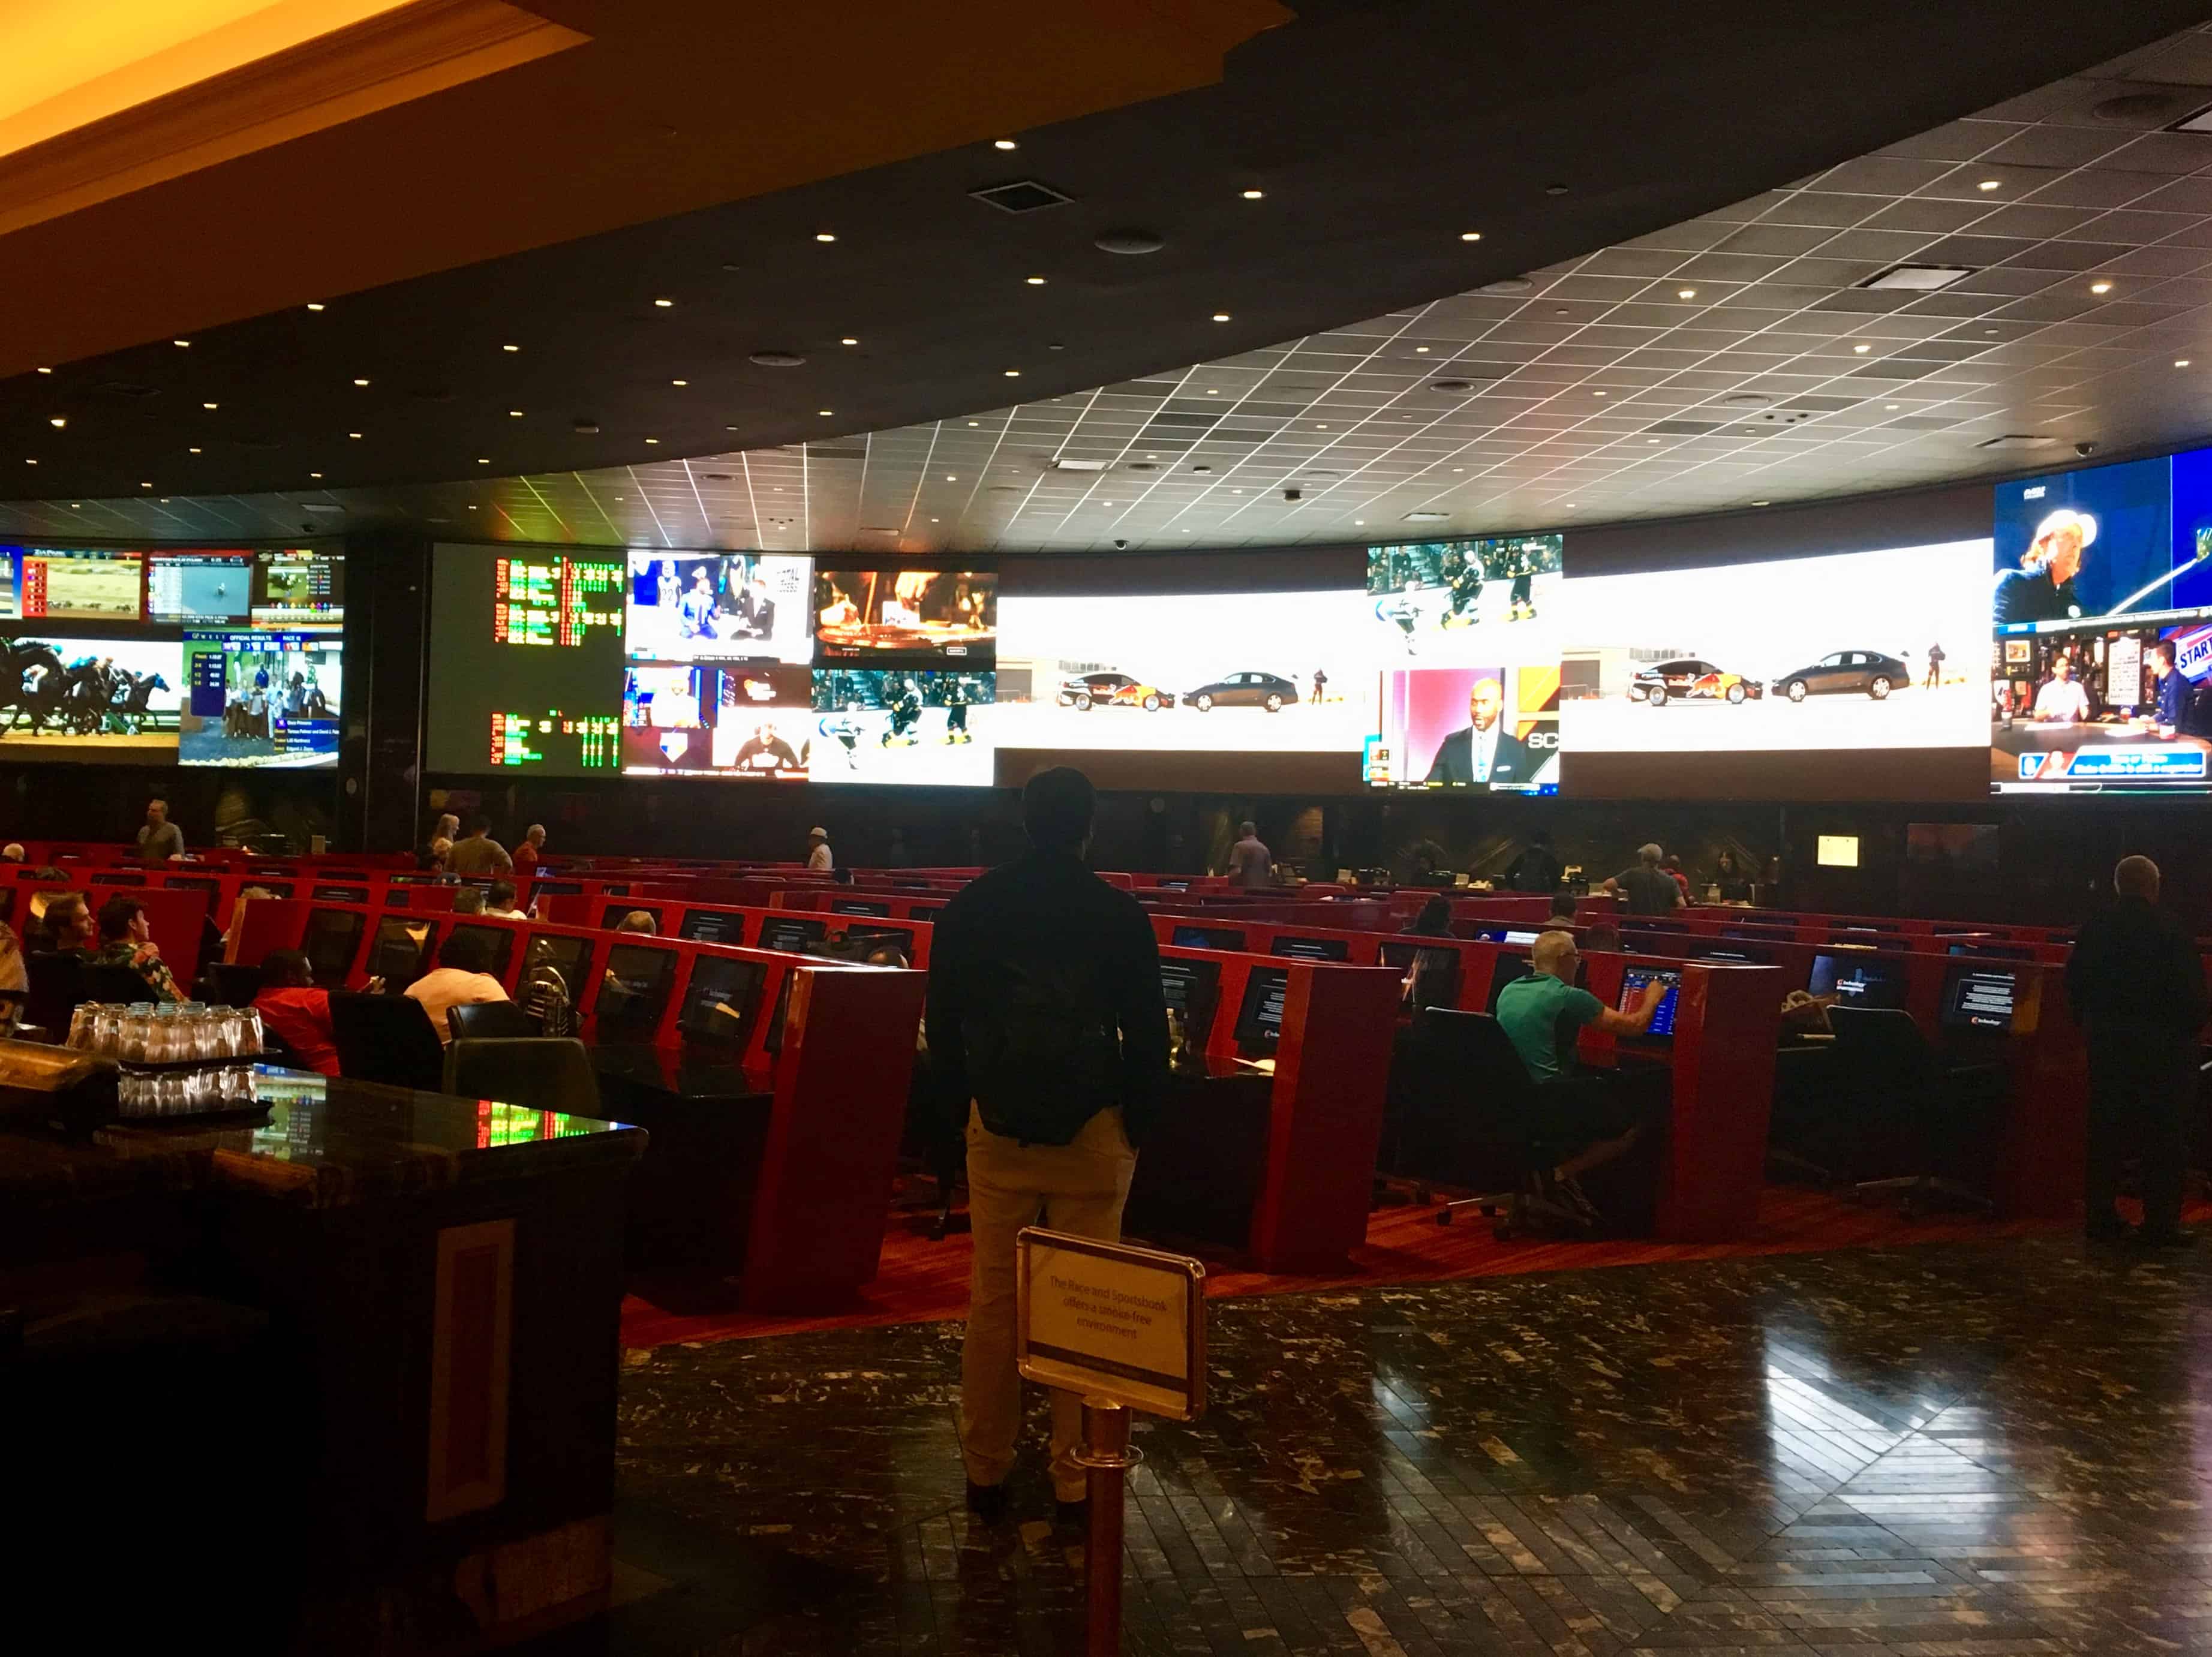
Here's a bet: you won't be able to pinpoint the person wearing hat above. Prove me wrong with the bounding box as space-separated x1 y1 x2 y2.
1994 508 2093 625
806 826 834 873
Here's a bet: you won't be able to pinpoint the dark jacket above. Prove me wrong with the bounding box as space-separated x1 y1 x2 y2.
2066 895 2208 1057
1992 566 2079 626
925 849 1171 1145
1425 724 1537 787
1505 843 1562 894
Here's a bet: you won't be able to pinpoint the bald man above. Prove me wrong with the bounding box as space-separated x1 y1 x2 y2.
1425 675 1536 786
1493 928 1669 1219
2066 855 2206 1247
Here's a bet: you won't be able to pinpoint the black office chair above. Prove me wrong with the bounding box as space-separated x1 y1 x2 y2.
198 961 267 1008
1405 1009 1593 1239
1829 1006 1999 1218
329 991 446 1090
24 952 87 1040
85 964 160 1005
443 1037 601 1116
446 1000 539 1042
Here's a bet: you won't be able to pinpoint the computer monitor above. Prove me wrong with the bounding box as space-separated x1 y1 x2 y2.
596 943 677 1038
1271 935 1348 962
1158 879 1189 892
1947 942 2036 961
678 907 746 945
1485 954 1532 1014
369 916 435 990
757 914 828 954
676 956 767 1048
311 883 368 903
444 922 515 980
1808 950 1906 1009
521 933 591 1001
1232 966 1290 1058
1941 966 2018 1033
1696 944 1769 964
303 909 365 984
1502 930 1541 946
533 880 582 895
1159 956 1222 1047
95 872 146 887
1170 924 1243 951
1618 966 1682 1041
601 900 662 931
830 898 892 918
1381 942 1462 1013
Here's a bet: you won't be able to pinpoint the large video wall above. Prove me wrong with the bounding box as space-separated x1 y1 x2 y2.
421 470 2212 802
0 545 342 768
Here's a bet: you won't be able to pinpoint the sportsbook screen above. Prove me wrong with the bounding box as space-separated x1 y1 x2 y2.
0 543 341 767
1991 450 2212 793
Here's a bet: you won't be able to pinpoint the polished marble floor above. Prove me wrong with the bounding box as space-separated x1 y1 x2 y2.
603 1232 2212 1655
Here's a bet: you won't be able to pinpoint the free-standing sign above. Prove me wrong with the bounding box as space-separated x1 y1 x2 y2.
1016 1228 1205 1421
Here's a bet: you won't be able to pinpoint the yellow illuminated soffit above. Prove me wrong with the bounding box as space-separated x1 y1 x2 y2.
0 0 587 236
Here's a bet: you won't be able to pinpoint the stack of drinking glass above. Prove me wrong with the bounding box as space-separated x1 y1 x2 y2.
67 1003 266 1117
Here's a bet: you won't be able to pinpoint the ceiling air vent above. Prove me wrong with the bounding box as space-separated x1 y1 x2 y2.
971 179 1073 214
1859 264 1974 292
1402 512 1450 522
1053 458 1108 471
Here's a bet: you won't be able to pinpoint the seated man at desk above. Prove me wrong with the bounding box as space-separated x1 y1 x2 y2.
1493 930 1668 1215
253 950 340 1076
92 895 184 1003
404 930 510 1043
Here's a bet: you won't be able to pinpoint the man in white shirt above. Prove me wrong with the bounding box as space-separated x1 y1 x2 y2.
404 930 511 1043
2033 657 2092 724
480 880 530 921
807 826 834 872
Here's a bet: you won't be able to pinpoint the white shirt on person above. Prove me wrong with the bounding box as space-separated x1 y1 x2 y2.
807 843 833 872
2034 677 2091 723
404 969 510 1043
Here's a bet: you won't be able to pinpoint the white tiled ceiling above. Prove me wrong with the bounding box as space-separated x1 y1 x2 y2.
16 24 2212 554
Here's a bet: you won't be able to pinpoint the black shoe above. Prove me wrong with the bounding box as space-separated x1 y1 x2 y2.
2136 1228 2198 1250
2085 1219 2137 1244
1054 1496 1089 1527
966 1481 1008 1522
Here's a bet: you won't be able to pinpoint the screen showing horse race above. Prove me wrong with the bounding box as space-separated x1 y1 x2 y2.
0 544 340 765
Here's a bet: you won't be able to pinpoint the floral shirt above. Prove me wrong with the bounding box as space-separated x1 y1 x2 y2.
92 939 184 1003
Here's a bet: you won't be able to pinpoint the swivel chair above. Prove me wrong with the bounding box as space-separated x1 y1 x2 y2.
446 1000 538 1041
1415 1009 1594 1240
443 1037 601 1116
1830 1006 1999 1217
329 991 445 1090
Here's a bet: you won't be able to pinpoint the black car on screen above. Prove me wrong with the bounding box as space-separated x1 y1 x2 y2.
1771 650 1908 703
1182 672 1297 712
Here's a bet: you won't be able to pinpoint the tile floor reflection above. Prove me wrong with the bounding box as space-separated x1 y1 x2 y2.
610 1233 2212 1655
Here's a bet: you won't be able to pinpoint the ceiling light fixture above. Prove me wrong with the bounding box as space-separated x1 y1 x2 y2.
502 343 519 352
306 302 326 311
1886 403 1900 410
188 446 200 453
352 377 369 386
509 409 524 417
1593 390 1607 397
993 138 1017 151
945 474 957 482
1853 342 1871 354
35 366 50 374
1414 345 1430 353
1977 178 2001 191
2090 279 2113 294
815 231 836 243
1242 188 1263 199
310 473 322 480
140 481 151 488
1459 231 1481 242
644 438 658 444
478 456 491 463
22 458 33 465
819 409 834 416
2177 359 2192 368
1678 287 1697 299
1212 312 1230 321
671 378 687 386
1861 263 1975 292
348 431 362 439
47 416 64 428
202 401 217 410
1003 368 1020 377
1025 275 1045 285
654 297 674 308
172 339 190 348
840 336 858 345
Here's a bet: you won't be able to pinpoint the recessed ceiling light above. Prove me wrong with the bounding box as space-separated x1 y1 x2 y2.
1592 390 1606 397
840 336 858 345
352 377 369 386
1354 520 1364 526
1861 263 1975 292
1459 231 1481 242
1886 403 1900 410
509 409 523 417
35 366 50 374
815 231 836 243
1316 422 1329 428
202 401 217 410
502 343 519 352
1853 342 1871 354
1025 275 1045 285
1207 389 1219 395
945 474 957 482
478 456 492 463
654 297 674 308
993 138 1017 150
967 420 979 426
306 302 326 311
310 472 321 479
819 409 833 416
20 458 31 465
1211 312 1230 322
671 378 687 386
468 504 477 510
1751 500 1771 506
1003 368 1020 377
1414 345 1430 353
1647 437 1660 443
2177 359 2192 368
47 416 64 428
1678 287 1696 299
2090 279 2113 294
1977 178 2001 191
348 431 363 439
644 437 658 444
140 481 151 488
1242 188 1263 199
172 339 190 348
188 446 200 453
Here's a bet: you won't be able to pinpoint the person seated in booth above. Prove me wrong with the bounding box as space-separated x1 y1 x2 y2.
1543 891 1579 930
481 880 530 921
35 891 96 957
253 949 339 1076
1402 896 1453 936
92 895 184 1003
614 910 657 936
404 929 511 1044
1493 929 1667 1217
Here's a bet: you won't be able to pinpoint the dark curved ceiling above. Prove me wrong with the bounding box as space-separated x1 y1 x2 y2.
6 0 2207 525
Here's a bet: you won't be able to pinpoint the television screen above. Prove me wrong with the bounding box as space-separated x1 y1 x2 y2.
621 661 812 777
0 636 180 762
423 546 626 775
1366 536 1564 650
7 548 145 621
814 569 995 660
1992 456 2177 634
179 630 339 767
1559 542 1990 772
1170 924 1242 951
809 669 993 786
994 590 1375 754
369 916 434 988
625 552 813 665
146 551 253 624
1809 951 1906 1009
251 548 345 628
1816 835 1859 868
1618 966 1681 1038
1366 664 1560 792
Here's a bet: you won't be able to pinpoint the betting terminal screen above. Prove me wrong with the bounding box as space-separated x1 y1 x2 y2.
677 956 765 1046
1942 967 2018 1032
678 907 746 945
1617 967 1681 1040
1158 955 1222 1044
1233 966 1290 1057
1271 935 1349 962
425 545 625 775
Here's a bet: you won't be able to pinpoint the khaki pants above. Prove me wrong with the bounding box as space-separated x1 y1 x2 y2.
960 1102 1137 1500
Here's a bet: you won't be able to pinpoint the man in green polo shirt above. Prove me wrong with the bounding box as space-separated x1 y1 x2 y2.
1495 929 1667 1214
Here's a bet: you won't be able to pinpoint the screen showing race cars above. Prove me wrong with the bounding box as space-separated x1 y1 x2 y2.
1991 450 2212 793
0 544 339 766
1558 542 1991 763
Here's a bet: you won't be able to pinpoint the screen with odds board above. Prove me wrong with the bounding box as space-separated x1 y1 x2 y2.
425 544 625 775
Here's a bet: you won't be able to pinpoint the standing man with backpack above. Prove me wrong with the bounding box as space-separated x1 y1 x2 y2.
925 767 1170 1524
